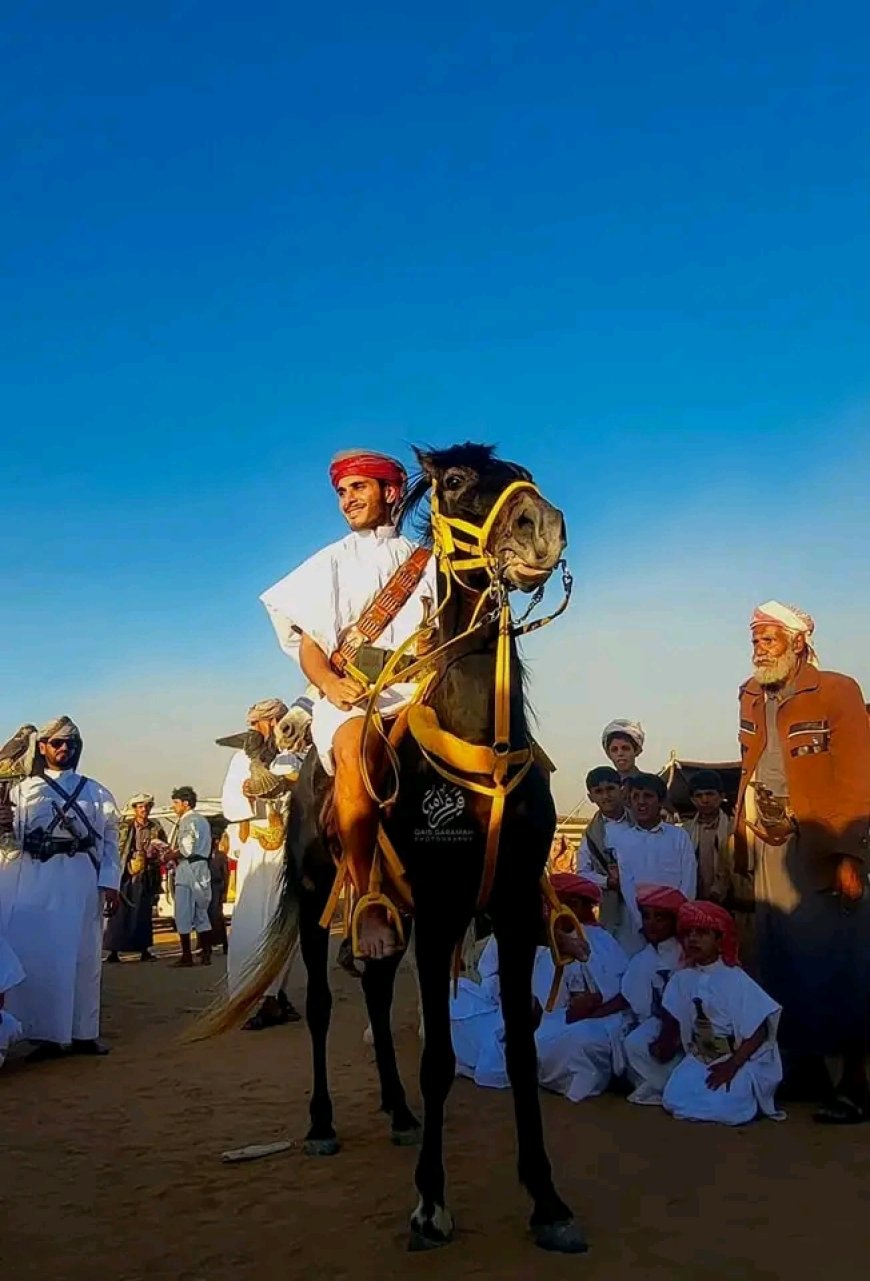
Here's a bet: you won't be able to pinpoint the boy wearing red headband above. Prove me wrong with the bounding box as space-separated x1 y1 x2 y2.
621 883 686 1105
660 901 784 1125
260 450 437 958
534 873 630 1103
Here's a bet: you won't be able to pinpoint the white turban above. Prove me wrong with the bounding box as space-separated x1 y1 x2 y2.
37 716 81 741
601 719 645 753
246 697 289 726
751 600 818 666
127 792 155 808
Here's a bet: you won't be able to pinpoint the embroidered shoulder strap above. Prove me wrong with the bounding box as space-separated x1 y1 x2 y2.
330 546 431 675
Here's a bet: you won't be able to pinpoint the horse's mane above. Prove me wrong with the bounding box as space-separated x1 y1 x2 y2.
396 442 532 543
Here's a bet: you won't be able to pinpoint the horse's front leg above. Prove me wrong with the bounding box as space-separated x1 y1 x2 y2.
299 892 339 1156
494 908 588 1254
361 949 421 1144
408 915 457 1251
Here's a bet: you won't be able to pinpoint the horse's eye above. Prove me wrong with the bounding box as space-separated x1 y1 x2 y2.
443 473 463 492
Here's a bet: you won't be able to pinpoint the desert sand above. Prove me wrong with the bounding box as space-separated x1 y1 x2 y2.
2 929 870 1281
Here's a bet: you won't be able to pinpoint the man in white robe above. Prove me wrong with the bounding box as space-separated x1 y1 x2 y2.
661 901 784 1125
585 773 696 957
0 717 120 1057
169 786 213 967
223 695 308 1028
260 449 437 959
621 883 687 1105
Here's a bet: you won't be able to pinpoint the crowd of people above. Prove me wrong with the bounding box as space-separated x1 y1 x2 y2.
0 695 318 1063
1 446 868 1140
453 613 870 1126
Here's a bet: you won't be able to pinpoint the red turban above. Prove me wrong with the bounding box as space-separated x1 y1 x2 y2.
677 901 739 966
635 883 687 915
549 873 602 905
329 450 406 491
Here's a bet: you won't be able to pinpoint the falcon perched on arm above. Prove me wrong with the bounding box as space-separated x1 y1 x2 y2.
0 724 37 779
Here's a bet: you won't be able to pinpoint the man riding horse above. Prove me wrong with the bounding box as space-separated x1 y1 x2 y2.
260 449 437 959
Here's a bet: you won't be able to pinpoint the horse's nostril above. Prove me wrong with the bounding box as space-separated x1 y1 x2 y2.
517 515 534 533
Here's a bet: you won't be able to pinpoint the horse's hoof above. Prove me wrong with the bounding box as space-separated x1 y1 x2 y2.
303 1137 341 1157
408 1203 454 1251
533 1219 589 1254
408 1227 453 1253
390 1124 422 1147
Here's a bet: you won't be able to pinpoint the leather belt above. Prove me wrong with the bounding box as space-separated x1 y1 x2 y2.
23 836 94 862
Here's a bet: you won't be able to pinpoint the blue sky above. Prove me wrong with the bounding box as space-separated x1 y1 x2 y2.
2 1 869 810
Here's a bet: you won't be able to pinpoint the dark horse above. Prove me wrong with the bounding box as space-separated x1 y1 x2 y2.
202 443 585 1254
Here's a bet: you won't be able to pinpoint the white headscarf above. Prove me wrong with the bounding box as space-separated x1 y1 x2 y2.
751 600 818 666
601 719 645 753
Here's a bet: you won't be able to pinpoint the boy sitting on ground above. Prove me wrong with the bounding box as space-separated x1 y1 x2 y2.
660 901 784 1126
621 883 687 1105
535 873 630 1103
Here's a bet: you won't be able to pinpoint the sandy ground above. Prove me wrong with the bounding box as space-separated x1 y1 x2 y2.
3 930 870 1281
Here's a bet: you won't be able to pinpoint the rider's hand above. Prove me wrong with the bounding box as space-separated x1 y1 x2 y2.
103 889 121 916
322 673 366 711
835 857 865 902
605 865 620 891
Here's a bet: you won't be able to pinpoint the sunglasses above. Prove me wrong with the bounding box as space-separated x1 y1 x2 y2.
45 738 79 748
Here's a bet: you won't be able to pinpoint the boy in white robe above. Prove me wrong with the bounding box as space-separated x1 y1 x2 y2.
661 901 784 1126
621 883 687 1105
599 773 697 957
450 878 610 1091
450 931 508 1088
0 933 25 1066
535 873 631 1102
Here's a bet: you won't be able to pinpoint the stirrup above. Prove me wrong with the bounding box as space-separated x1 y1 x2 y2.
544 904 586 1012
351 892 406 958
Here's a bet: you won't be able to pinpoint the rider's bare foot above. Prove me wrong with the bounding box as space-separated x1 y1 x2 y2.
355 905 398 960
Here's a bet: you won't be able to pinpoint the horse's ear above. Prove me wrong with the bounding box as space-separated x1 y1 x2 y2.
413 447 440 481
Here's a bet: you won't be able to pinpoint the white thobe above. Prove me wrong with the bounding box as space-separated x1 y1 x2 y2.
1 770 120 1044
450 933 628 1098
260 526 438 774
662 960 784 1125
450 935 506 1088
223 748 303 997
586 821 697 957
536 927 630 1102
173 810 212 935
621 936 685 1104
0 934 25 1064
451 939 565 1089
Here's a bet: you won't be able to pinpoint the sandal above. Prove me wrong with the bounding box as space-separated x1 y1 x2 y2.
813 1094 869 1125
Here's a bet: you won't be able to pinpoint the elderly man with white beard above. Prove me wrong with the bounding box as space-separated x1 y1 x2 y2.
735 601 870 1123
0 717 120 1059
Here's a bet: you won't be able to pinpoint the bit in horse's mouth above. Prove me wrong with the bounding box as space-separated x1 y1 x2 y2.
503 561 553 590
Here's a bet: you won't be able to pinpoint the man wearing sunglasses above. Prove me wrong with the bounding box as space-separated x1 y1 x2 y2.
0 716 121 1059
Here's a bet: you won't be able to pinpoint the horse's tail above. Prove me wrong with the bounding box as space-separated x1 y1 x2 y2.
182 871 301 1042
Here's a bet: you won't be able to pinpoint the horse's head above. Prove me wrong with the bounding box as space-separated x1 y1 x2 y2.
409 443 566 591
